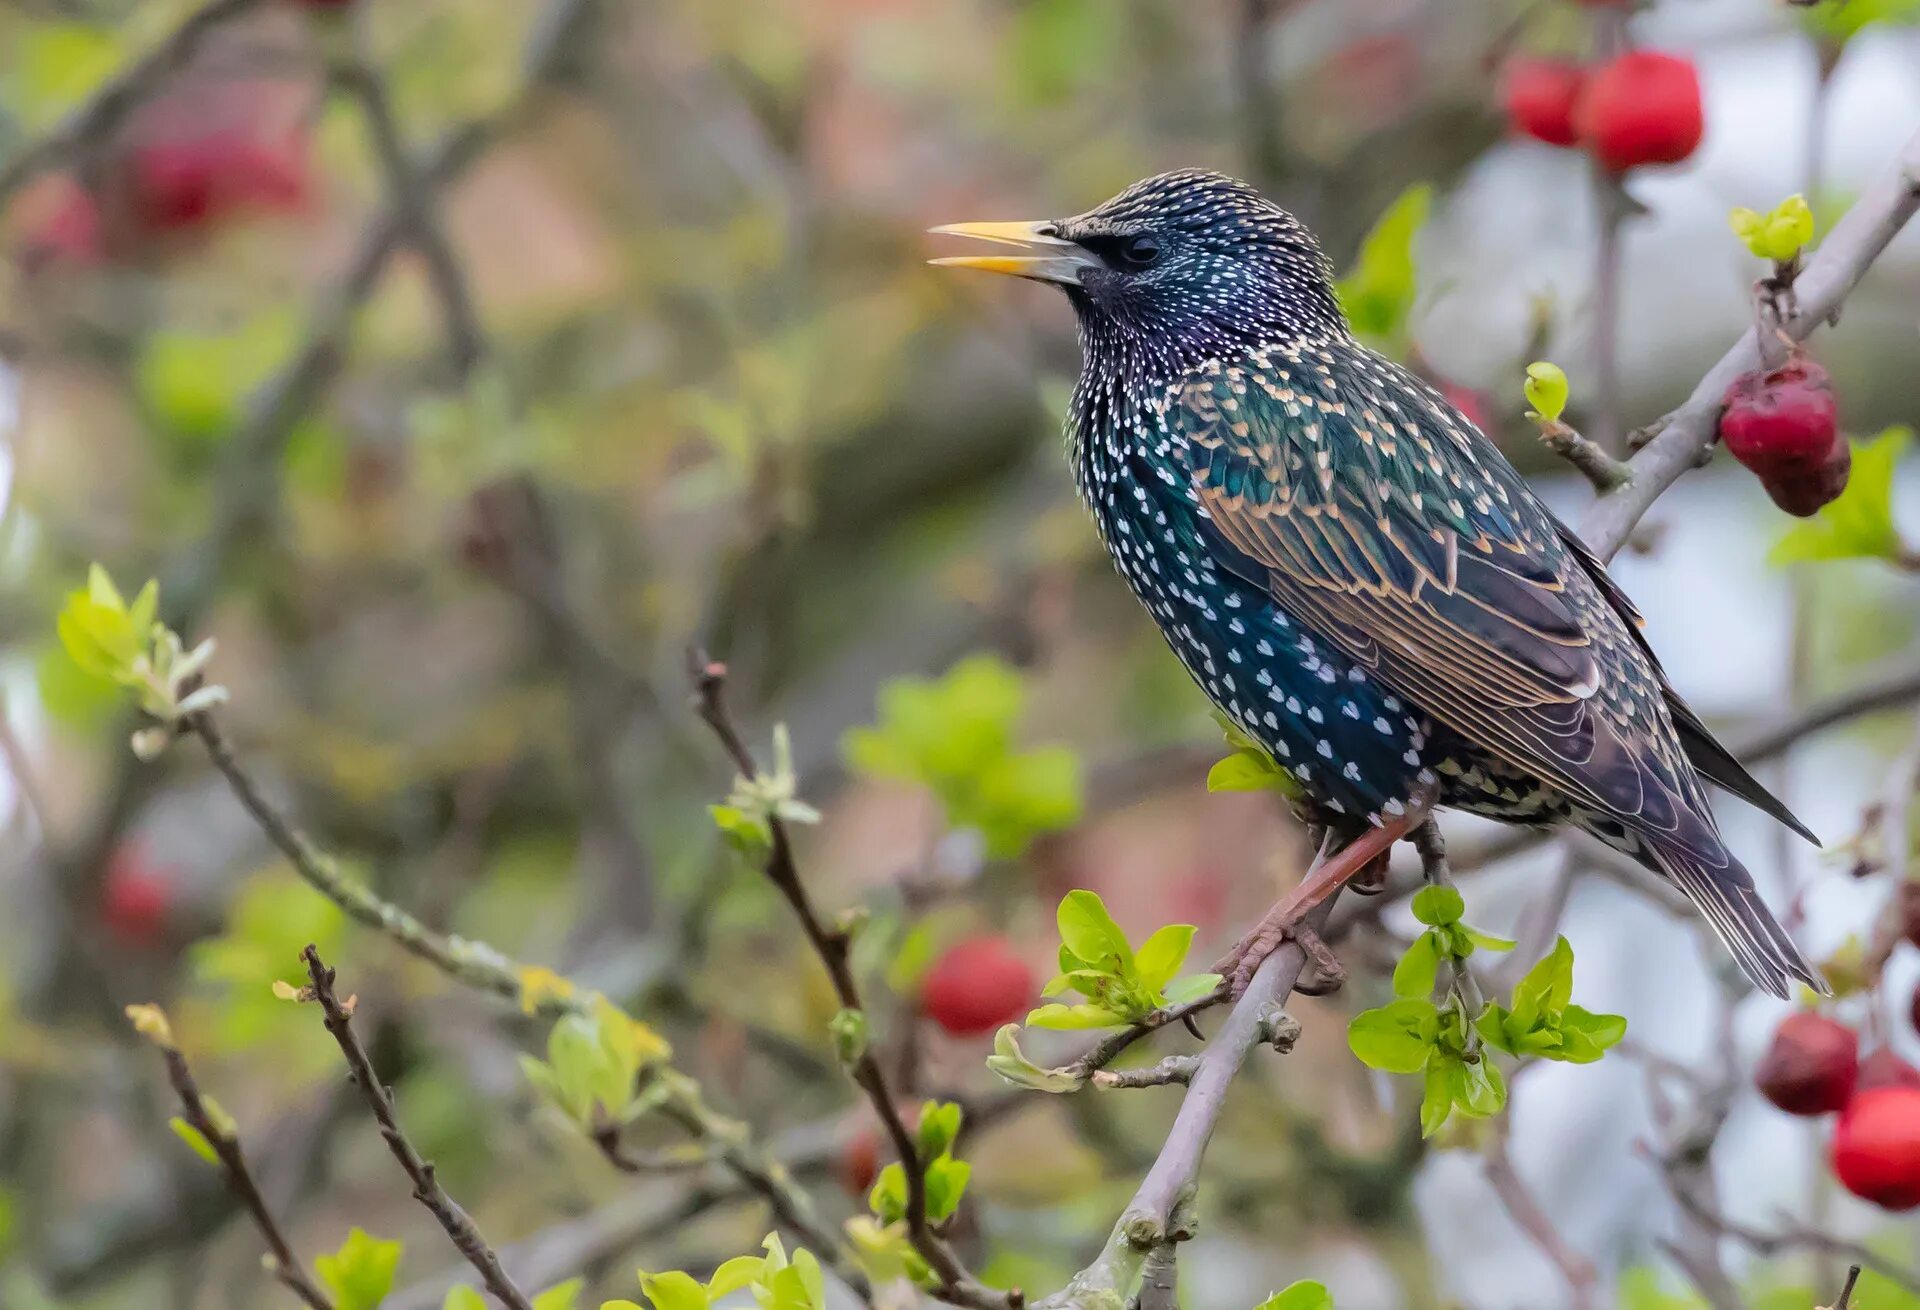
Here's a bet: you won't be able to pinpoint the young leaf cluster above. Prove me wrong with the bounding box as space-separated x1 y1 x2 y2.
850 1102 969 1286
1348 888 1623 1136
611 1235 827 1310
1730 194 1816 264
519 995 674 1135
1026 890 1219 1030
710 723 821 857
841 655 1082 859
57 565 229 758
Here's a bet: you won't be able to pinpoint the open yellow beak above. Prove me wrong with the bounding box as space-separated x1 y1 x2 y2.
928 220 1097 285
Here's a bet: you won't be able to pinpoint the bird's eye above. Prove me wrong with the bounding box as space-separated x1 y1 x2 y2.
1118 234 1161 268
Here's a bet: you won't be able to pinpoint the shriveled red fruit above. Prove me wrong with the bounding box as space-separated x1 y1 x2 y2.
920 936 1035 1037
1719 357 1848 516
126 129 310 235
1831 1086 1920 1210
1502 59 1586 148
1860 1048 1920 1091
1755 1011 1858 1115
838 1126 882 1195
1577 51 1704 173
102 845 172 947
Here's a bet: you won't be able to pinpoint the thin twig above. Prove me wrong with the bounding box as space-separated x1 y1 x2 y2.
1058 989 1229 1083
136 1023 333 1310
301 947 535 1310
1538 418 1632 492
1483 1113 1596 1310
689 656 1014 1310
1090 1055 1201 1090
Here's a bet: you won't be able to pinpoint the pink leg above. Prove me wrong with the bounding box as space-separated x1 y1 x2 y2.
1215 792 1436 996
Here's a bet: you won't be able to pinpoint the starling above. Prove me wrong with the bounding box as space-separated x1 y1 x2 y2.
933 170 1825 999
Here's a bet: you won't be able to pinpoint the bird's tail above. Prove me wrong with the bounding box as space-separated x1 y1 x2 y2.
1648 837 1828 999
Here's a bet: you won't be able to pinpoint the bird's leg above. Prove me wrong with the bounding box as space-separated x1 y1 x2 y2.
1215 789 1436 998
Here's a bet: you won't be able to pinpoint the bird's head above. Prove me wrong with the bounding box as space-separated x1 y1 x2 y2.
932 170 1346 362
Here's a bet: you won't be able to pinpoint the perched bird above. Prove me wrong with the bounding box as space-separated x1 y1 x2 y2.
933 170 1825 999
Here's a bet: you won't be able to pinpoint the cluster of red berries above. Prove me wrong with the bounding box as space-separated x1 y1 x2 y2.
1756 896 1920 1210
1502 50 1704 173
1719 354 1850 517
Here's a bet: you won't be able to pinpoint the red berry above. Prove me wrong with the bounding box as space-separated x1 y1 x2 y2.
1502 59 1586 148
1860 1048 1920 1091
102 845 173 947
1755 1011 1858 1116
920 937 1035 1037
1831 1086 1920 1210
1577 51 1704 173
126 129 310 236
838 1126 882 1196
1719 358 1848 516
1439 381 1493 435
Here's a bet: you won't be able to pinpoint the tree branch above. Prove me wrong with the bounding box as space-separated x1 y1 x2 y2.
132 1014 334 1310
300 947 535 1310
1483 1113 1596 1310
690 657 1012 1310
1579 127 1920 561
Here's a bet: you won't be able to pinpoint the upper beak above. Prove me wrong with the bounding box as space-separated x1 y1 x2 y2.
928 220 1097 285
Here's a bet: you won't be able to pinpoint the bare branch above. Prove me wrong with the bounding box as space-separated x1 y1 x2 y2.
690 657 1011 1310
133 1018 333 1310
1580 127 1920 560
1483 1114 1596 1310
1538 419 1632 493
301 947 535 1310
1090 1055 1201 1090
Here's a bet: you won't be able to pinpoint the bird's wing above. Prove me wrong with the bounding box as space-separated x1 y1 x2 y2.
1549 516 1820 843
1162 347 1706 846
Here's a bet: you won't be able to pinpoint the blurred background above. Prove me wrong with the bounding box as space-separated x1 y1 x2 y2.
2 0 1919 1307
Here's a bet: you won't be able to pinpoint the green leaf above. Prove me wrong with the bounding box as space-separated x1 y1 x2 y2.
1347 999 1439 1074
1336 183 1432 349
916 1101 963 1160
1392 932 1442 999
1206 751 1287 793
1410 885 1464 928
707 1256 767 1301
869 1162 908 1225
533 1280 585 1310
1463 927 1517 953
443 1289 486 1310
985 1024 1086 1093
637 1270 708 1310
1730 195 1815 262
1556 1005 1629 1063
1523 361 1569 424
169 1117 220 1166
1419 1058 1455 1137
1509 936 1575 1032
1770 427 1911 565
923 1156 971 1223
1161 972 1222 1005
1453 1058 1507 1118
1055 891 1133 974
1024 1002 1127 1030
316 1228 403 1310
1133 924 1196 992
1255 1281 1335 1310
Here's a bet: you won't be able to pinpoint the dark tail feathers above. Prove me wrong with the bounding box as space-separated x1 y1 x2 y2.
1650 840 1828 999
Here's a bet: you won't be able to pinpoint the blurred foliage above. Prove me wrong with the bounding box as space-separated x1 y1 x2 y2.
1771 427 1913 565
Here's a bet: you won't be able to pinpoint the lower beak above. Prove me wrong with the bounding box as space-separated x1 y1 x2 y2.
928 220 1097 286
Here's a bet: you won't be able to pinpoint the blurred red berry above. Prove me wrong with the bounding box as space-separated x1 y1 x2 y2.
1439 381 1493 435
102 846 172 947
1911 982 1920 1040
1831 1086 1920 1210
14 175 103 269
1577 51 1704 173
1719 357 1848 516
1502 59 1586 148
126 129 311 236
837 1126 882 1195
1860 1048 1920 1091
920 936 1035 1037
1755 1011 1857 1115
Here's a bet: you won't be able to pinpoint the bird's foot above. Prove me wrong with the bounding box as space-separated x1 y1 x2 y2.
1215 912 1344 999
1347 848 1393 897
